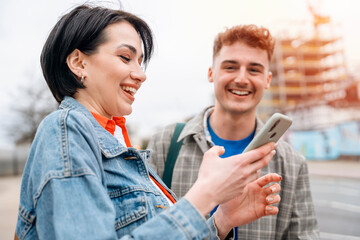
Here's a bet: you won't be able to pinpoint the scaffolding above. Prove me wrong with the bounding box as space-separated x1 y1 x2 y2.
259 2 360 131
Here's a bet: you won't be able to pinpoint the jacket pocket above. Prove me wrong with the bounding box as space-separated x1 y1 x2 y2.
108 186 148 231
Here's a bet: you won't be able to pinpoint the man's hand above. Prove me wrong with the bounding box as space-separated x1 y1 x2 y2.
184 142 277 217
213 173 282 239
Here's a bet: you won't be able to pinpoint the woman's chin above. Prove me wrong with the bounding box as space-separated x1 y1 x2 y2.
116 107 132 117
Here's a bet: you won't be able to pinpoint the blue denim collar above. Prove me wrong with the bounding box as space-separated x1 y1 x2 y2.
59 96 129 158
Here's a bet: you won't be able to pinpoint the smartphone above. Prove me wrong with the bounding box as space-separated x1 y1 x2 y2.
243 113 292 153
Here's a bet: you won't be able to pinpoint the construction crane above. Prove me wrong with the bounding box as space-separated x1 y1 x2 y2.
307 0 331 29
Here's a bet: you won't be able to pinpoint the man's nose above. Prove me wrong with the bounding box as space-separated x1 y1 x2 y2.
234 67 247 83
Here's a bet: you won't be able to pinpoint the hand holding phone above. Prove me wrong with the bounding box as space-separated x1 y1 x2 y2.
243 113 292 153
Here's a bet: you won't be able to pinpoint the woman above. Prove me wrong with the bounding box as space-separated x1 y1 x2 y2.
15 4 281 240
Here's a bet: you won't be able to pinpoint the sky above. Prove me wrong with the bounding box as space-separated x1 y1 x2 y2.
0 0 359 148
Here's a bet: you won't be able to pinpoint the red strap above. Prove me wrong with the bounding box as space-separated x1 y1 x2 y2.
149 176 176 204
113 117 132 148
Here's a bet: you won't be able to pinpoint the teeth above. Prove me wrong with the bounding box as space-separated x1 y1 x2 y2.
231 90 250 96
122 86 137 95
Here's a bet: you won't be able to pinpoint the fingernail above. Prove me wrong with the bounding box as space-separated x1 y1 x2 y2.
266 206 273 211
271 150 276 155
267 197 273 203
271 187 277 193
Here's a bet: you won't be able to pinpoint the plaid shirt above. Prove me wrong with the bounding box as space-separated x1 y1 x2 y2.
148 106 319 240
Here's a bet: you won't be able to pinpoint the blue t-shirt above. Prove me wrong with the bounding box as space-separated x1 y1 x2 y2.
207 116 256 239
207 116 255 158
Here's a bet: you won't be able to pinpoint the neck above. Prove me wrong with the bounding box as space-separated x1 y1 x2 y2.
74 92 112 119
209 106 256 141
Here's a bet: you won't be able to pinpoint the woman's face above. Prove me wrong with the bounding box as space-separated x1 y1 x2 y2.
76 21 146 118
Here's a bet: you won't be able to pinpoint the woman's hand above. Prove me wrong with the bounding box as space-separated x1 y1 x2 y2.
184 142 277 217
213 173 282 239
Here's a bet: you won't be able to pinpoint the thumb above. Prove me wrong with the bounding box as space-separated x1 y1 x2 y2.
207 145 225 157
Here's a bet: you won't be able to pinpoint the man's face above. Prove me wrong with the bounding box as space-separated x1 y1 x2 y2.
208 41 271 116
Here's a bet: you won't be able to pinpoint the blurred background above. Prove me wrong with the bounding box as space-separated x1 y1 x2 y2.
0 0 359 239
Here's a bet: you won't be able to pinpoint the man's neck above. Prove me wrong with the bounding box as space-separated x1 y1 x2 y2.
209 107 256 141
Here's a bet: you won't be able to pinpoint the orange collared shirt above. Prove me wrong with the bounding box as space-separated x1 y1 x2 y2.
91 112 131 147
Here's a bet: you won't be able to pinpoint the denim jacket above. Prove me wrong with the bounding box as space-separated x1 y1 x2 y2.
15 96 220 240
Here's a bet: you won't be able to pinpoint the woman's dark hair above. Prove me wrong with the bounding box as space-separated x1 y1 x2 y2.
41 5 154 103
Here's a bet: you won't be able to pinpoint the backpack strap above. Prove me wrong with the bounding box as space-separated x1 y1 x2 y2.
162 123 186 188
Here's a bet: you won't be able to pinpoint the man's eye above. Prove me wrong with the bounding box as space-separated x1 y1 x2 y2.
250 68 260 73
120 56 130 62
225 66 235 70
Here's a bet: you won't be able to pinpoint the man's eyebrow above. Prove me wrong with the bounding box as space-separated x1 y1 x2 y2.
221 60 238 65
117 44 144 58
249 62 265 69
220 60 265 69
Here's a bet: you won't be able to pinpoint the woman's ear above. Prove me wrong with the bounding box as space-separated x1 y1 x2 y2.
66 49 86 78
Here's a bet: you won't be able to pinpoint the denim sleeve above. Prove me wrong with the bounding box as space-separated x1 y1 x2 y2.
122 198 219 240
207 216 235 240
37 178 219 240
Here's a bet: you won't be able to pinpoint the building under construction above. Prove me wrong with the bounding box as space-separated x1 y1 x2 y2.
259 2 360 159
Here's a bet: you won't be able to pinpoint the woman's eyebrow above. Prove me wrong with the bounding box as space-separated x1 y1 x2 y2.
117 44 143 58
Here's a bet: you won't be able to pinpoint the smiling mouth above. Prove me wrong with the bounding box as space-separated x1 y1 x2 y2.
230 89 251 96
121 86 137 96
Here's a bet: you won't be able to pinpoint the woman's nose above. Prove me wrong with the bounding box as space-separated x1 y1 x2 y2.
130 66 146 83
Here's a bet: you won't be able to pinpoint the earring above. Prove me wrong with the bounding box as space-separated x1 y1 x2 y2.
81 74 84 84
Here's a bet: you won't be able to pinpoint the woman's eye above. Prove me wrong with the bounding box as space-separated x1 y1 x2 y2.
120 56 130 62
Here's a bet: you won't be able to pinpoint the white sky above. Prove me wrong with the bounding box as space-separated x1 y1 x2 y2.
0 0 359 148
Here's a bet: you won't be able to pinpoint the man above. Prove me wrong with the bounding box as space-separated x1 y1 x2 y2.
148 24 319 239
